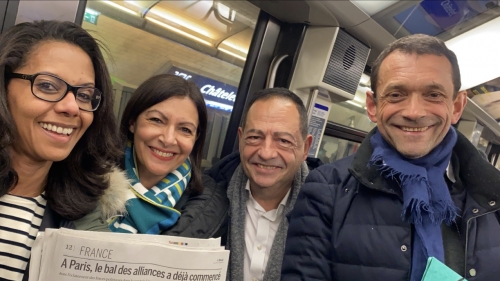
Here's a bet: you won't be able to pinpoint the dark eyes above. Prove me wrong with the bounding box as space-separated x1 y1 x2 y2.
181 127 193 134
36 81 58 92
76 92 92 103
148 117 162 123
279 139 291 144
147 118 195 135
384 92 405 102
428 92 442 98
246 136 293 147
384 92 444 101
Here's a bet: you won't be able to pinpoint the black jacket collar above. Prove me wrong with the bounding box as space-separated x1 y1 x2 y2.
349 128 500 211
206 151 241 185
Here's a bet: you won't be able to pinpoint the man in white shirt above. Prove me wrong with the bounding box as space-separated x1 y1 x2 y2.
207 88 313 281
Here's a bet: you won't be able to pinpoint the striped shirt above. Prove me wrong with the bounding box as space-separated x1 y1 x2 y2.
0 193 47 281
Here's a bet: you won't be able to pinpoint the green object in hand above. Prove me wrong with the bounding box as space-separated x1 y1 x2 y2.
421 257 467 281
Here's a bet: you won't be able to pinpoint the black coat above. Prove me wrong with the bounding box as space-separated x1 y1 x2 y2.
281 129 500 281
161 174 230 239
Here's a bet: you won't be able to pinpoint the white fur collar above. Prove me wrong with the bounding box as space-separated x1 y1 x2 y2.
100 167 130 219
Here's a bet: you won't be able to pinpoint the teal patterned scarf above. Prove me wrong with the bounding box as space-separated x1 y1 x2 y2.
109 142 191 234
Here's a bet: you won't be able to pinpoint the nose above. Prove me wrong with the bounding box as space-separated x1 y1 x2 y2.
257 138 278 160
401 94 426 121
53 90 80 116
158 125 177 146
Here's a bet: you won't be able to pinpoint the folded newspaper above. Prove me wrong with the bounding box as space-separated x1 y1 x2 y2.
29 229 229 281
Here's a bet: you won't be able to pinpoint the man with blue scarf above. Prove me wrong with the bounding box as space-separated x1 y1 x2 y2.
281 34 500 281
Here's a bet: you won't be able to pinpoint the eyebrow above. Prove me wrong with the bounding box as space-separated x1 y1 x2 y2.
145 110 197 128
246 129 264 135
274 131 297 142
145 109 167 119
178 121 198 129
423 83 446 92
382 83 407 94
246 129 298 142
78 82 96 87
39 71 95 87
382 82 447 94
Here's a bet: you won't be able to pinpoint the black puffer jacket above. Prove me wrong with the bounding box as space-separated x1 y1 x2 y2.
281 129 500 281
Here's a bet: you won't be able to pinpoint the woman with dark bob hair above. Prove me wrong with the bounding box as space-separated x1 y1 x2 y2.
110 74 227 236
0 21 128 280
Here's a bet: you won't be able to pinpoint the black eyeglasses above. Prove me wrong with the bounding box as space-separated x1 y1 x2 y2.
9 73 102 111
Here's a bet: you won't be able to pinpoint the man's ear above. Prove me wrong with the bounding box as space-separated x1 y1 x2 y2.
302 134 313 161
238 127 243 149
365 90 378 123
451 91 467 124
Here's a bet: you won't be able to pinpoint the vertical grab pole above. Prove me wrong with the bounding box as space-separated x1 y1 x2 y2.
306 88 319 123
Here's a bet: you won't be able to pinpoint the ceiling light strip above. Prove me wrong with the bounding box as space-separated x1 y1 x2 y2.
146 17 212 46
221 41 249 55
148 9 211 38
101 0 138 16
218 47 246 61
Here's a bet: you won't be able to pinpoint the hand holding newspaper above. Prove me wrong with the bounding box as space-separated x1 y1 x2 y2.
29 229 229 281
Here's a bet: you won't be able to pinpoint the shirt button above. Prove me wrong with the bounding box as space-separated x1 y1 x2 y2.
401 245 407 252
472 208 479 214
257 245 262 250
469 268 476 277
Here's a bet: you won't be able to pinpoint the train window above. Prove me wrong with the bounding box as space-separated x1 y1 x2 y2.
82 0 259 168
358 0 500 41
317 135 360 164
327 74 376 133
492 154 498 167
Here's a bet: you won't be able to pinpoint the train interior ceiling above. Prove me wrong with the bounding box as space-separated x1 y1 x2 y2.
7 0 500 168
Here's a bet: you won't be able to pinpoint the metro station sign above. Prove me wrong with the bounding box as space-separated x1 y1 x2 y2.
168 66 238 108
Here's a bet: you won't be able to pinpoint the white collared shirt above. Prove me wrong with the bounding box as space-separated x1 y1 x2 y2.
244 180 290 281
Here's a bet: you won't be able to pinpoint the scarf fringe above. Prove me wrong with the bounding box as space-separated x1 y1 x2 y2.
369 153 458 226
369 154 426 187
432 200 459 225
402 198 430 225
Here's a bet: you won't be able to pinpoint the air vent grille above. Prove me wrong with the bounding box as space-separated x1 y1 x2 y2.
322 29 369 95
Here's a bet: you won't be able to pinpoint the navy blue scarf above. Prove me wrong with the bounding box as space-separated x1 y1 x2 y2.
369 127 458 281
